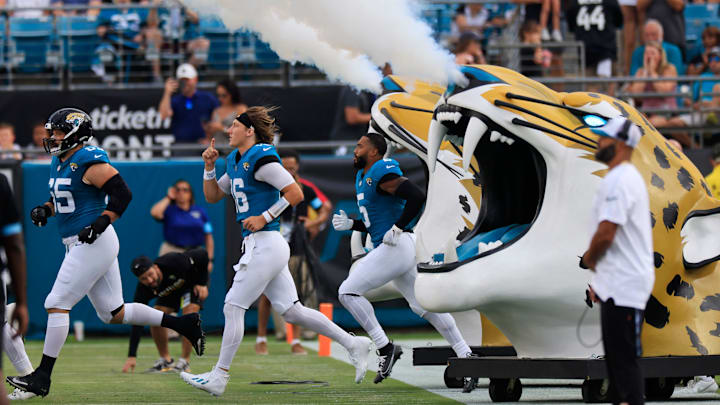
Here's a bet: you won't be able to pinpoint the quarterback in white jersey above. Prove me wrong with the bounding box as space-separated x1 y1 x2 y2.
180 107 372 397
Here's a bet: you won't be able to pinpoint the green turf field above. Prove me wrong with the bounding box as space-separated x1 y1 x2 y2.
2 334 457 404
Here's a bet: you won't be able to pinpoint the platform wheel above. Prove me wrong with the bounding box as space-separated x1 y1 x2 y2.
645 377 676 401
443 366 464 388
488 378 522 402
581 378 610 403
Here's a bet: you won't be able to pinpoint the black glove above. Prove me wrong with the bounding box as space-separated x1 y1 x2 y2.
584 289 594 308
78 215 111 244
578 255 589 270
30 205 52 227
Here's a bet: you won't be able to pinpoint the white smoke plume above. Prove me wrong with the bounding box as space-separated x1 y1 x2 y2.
182 0 466 93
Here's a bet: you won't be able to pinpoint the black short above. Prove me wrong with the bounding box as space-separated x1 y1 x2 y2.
155 287 203 312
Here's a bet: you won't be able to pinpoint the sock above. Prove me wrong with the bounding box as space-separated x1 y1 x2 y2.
41 312 69 374
122 303 163 326
216 303 245 371
3 323 33 375
339 294 389 348
256 336 267 344
423 312 472 357
282 303 354 349
38 355 56 375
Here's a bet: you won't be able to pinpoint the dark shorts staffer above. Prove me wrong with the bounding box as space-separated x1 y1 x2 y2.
582 117 654 405
122 248 210 374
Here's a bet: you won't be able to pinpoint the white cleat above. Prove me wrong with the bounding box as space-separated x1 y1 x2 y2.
8 388 36 400
181 369 229 397
347 336 373 383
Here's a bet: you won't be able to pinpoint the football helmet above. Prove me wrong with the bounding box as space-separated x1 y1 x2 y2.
43 108 93 156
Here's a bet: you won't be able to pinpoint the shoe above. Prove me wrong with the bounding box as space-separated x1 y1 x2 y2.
6 369 51 397
255 341 269 355
541 28 550 41
347 336 372 383
181 368 230 397
373 342 402 384
176 313 206 356
462 354 479 393
291 343 307 355
171 358 191 373
8 388 36 400
145 358 174 373
551 29 563 42
687 376 719 393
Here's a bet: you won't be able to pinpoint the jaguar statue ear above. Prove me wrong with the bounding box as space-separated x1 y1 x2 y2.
681 208 720 269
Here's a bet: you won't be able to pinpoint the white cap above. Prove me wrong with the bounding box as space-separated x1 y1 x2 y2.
591 116 642 148
176 63 198 79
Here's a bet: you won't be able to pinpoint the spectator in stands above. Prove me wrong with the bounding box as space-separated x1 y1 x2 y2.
0 123 22 160
566 0 623 95
329 86 373 155
25 122 51 160
255 149 330 355
539 0 562 42
454 32 486 65
158 63 219 148
619 0 643 75
482 4 514 43
1 0 50 18
208 79 248 145
452 4 489 38
638 0 686 59
150 179 214 265
687 26 720 76
94 0 163 83
664 46 720 146
630 19 685 76
149 0 210 68
629 41 685 144
519 20 551 78
50 0 101 17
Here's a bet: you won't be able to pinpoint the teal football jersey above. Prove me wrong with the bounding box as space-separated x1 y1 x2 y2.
226 144 282 237
49 146 110 238
355 158 405 247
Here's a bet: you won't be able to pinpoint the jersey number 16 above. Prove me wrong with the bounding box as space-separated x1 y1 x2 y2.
232 178 249 213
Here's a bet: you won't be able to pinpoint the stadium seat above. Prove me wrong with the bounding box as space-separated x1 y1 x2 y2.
57 16 100 72
8 17 55 73
253 36 281 70
684 4 720 43
199 15 233 70
0 17 6 68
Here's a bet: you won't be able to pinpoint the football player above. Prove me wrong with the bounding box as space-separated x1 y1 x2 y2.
122 248 210 374
180 107 372 396
332 133 473 383
6 108 205 398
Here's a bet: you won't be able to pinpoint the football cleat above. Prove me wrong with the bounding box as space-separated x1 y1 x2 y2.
170 358 191 373
176 313 205 356
373 342 402 384
8 387 37 400
347 336 372 384
145 357 174 373
6 369 51 397
181 369 229 397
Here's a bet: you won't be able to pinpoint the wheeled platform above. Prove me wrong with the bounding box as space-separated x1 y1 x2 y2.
446 355 720 402
412 346 516 389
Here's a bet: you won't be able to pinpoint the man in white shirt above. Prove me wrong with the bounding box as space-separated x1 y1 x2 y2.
581 117 653 405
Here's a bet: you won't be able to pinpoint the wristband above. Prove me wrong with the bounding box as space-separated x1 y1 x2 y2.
203 168 216 181
262 211 273 223
267 196 290 219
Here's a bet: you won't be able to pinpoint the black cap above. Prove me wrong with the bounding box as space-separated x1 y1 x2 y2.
131 256 153 277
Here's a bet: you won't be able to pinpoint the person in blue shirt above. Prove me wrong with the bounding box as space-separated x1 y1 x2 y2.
7 108 205 399
181 106 372 397
332 133 472 385
150 179 214 264
630 19 685 76
159 63 219 149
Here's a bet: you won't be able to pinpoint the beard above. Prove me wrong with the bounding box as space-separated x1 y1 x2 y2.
594 144 616 163
353 155 367 169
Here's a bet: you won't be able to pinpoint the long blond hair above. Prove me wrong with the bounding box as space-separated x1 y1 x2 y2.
245 106 281 145
645 41 670 75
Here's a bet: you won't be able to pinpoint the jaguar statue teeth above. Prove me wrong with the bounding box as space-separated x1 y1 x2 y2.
369 65 720 358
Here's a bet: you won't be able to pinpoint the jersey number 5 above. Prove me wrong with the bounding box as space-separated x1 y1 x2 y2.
49 178 75 213
232 178 249 213
356 193 371 228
